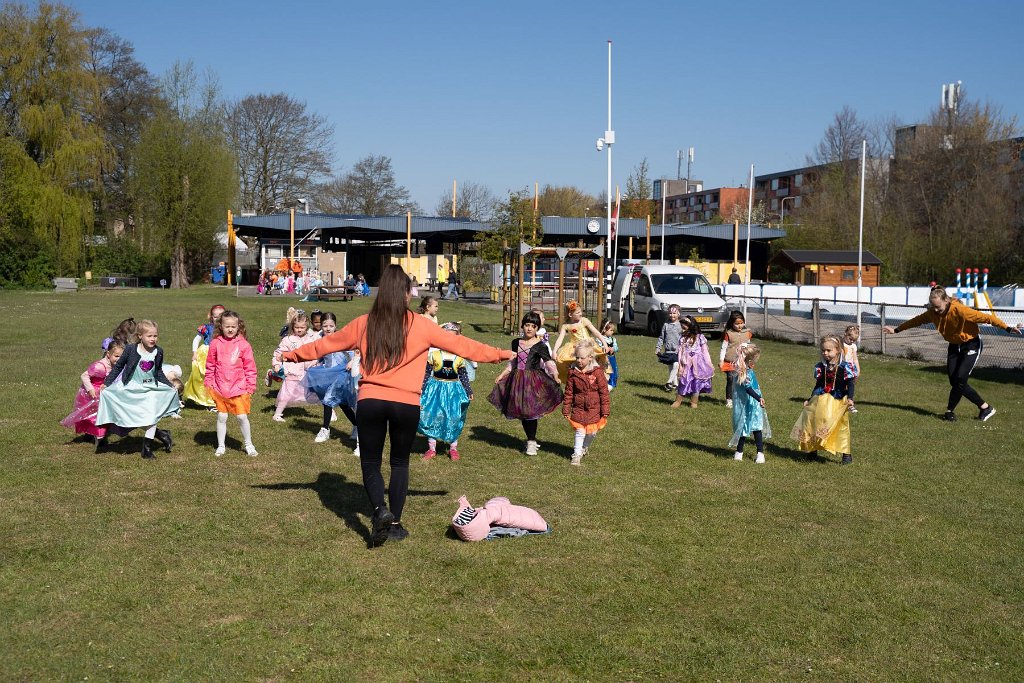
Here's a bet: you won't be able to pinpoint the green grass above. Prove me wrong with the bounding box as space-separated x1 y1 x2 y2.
1 287 1023 681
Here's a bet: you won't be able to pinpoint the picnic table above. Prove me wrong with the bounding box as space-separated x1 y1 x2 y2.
310 286 357 302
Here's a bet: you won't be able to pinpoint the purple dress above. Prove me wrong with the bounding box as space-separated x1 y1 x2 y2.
488 339 563 420
677 335 714 396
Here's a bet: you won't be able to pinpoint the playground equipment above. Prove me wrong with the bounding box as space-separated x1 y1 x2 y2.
953 267 994 312
500 241 606 334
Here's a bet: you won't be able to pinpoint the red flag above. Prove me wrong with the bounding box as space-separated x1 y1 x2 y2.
610 190 620 241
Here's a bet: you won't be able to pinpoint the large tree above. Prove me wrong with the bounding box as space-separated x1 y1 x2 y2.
226 92 333 215
132 63 236 287
434 180 496 221
317 154 419 215
476 189 542 262
0 1 109 278
623 158 655 219
536 184 597 217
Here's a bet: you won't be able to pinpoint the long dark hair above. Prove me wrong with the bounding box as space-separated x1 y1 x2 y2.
365 264 412 374
682 315 702 342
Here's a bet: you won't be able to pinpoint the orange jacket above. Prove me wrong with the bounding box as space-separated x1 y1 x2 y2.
895 299 1011 343
283 312 513 406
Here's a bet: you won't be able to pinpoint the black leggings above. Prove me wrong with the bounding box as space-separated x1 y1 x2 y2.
725 370 738 400
946 338 985 411
521 419 538 441
736 431 764 452
321 404 357 430
356 399 419 521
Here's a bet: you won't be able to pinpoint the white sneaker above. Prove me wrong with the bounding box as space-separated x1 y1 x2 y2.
272 415 285 422
314 427 330 443
214 446 226 457
525 440 539 456
244 443 259 457
726 399 733 408
734 452 743 461
353 443 360 458
755 452 766 464
570 452 582 466
330 410 338 422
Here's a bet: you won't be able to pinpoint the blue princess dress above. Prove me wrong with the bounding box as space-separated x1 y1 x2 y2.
727 369 772 448
97 346 180 428
419 350 472 444
301 350 358 409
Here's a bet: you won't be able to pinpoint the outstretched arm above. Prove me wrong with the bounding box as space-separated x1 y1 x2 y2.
552 324 568 354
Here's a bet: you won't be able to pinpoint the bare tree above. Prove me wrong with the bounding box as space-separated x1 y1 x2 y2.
623 158 655 218
434 180 496 221
536 184 597 217
809 105 871 165
317 154 419 215
226 93 334 214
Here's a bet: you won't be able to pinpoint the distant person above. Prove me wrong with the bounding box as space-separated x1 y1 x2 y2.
884 285 1021 421
727 268 742 285
445 270 459 300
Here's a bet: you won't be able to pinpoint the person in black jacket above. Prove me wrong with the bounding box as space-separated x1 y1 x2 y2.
96 320 178 459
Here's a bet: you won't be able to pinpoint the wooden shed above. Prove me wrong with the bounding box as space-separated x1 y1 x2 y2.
769 249 882 286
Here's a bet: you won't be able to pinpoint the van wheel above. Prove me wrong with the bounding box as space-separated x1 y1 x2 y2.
647 311 662 336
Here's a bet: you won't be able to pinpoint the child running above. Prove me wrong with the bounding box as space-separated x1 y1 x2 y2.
655 305 683 391
562 339 610 466
552 300 607 383
271 312 319 422
601 319 619 391
96 319 178 459
205 310 258 456
671 316 714 408
720 310 753 408
841 324 861 413
420 322 474 461
303 312 360 452
728 343 771 463
791 334 856 465
489 311 563 456
183 304 225 409
61 339 125 451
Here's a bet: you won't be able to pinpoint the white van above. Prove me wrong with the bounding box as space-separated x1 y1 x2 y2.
610 264 729 336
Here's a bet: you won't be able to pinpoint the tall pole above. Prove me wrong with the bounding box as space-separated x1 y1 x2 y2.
289 207 295 270
645 214 650 264
857 139 867 327
606 40 613 263
742 164 754 318
452 179 456 217
406 211 412 273
660 185 666 263
227 209 235 287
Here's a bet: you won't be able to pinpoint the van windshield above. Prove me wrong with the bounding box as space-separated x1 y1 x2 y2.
650 273 715 295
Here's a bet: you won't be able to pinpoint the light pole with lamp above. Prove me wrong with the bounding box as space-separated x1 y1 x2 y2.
596 40 615 315
780 195 795 226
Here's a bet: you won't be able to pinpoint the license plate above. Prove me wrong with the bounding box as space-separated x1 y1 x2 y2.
694 316 712 323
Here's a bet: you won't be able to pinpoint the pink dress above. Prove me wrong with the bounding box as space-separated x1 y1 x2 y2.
273 333 320 407
60 358 112 438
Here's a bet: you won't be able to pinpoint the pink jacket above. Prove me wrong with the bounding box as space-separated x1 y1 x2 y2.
273 332 319 378
451 496 548 542
205 335 257 398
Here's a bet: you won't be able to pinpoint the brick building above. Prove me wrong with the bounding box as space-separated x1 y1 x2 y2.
653 181 751 224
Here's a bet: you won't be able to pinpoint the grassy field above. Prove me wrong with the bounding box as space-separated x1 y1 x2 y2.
1 286 1023 681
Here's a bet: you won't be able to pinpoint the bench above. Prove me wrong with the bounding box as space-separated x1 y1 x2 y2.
311 286 357 302
53 277 78 292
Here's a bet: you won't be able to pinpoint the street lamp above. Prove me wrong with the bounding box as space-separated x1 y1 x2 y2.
780 196 796 225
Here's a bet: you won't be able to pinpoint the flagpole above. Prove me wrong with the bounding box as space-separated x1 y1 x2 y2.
857 139 866 327
742 164 754 318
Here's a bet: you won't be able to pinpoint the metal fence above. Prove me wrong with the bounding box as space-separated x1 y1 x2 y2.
723 296 1024 369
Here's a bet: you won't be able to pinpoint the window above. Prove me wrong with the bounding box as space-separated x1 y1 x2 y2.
636 276 653 297
650 273 715 295
842 269 855 281
794 173 803 187
771 178 779 190
771 198 779 210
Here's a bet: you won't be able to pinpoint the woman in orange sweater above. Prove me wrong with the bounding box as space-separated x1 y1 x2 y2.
884 285 1020 421
284 265 514 547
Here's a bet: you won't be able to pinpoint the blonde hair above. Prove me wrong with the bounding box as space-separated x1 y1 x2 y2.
844 324 861 340
136 319 158 336
735 343 761 386
170 377 184 396
573 338 596 360
284 306 297 324
928 285 958 311
601 319 616 335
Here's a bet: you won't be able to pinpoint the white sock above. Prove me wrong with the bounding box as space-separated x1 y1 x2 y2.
238 414 253 445
668 362 679 384
450 439 458 449
144 425 157 439
573 428 586 454
216 412 228 448
427 438 437 451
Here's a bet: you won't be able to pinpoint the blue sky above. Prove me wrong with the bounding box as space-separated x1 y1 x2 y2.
69 0 1024 212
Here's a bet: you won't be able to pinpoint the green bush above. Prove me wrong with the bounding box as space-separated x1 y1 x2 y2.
0 234 57 289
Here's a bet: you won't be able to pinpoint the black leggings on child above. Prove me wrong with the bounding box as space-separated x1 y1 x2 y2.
356 399 418 521
736 430 764 452
521 419 538 441
321 404 357 430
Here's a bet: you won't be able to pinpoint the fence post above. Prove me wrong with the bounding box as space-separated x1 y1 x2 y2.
812 299 820 340
879 303 886 356
762 294 769 335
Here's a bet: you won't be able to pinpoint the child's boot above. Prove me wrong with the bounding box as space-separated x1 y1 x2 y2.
570 450 582 466
154 429 173 452
141 439 156 459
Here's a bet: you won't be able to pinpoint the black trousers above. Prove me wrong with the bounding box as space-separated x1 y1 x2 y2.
736 430 764 452
321 404 357 430
725 370 738 400
356 399 419 521
521 419 538 441
946 338 984 411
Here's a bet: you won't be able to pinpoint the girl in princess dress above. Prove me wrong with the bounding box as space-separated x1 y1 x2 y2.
271 311 320 422
183 304 225 409
791 334 856 465
727 343 772 464
670 316 714 409
61 339 125 451
419 322 473 461
303 312 360 452
96 320 178 459
551 300 607 383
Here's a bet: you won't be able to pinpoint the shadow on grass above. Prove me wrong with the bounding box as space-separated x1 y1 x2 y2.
467 424 574 459
192 430 241 450
637 393 676 406
253 472 371 545
673 438 832 465
624 379 668 391
918 364 1024 386
854 400 935 416
469 323 506 335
